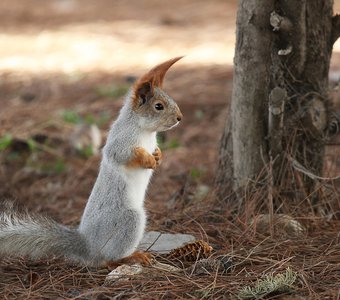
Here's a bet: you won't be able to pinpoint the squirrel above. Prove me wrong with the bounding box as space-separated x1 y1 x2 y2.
0 57 183 267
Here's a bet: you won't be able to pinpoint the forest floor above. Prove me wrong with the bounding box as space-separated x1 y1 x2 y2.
0 0 340 299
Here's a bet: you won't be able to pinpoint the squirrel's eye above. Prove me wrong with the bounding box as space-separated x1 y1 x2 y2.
155 103 164 111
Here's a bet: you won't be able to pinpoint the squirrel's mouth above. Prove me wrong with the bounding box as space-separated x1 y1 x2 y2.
167 121 180 130
158 121 180 132
166 121 179 130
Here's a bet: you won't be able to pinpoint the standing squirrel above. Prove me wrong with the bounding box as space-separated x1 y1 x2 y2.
0 57 183 267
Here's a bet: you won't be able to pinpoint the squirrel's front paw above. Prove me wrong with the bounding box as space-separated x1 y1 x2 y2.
126 147 157 169
152 147 162 167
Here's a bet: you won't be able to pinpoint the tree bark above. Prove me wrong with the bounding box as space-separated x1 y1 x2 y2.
216 0 337 213
216 1 275 195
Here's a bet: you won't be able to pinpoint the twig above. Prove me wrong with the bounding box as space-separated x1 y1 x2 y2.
146 232 162 252
289 155 340 181
267 157 274 237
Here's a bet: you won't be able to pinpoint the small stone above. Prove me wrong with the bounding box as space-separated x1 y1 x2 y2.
104 264 143 285
139 231 196 254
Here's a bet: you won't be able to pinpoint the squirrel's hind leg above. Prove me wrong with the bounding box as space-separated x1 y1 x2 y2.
106 251 153 270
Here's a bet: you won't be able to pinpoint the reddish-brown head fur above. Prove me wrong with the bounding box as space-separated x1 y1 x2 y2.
132 56 183 109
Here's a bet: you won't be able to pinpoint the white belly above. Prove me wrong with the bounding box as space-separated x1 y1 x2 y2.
124 168 153 209
124 131 156 209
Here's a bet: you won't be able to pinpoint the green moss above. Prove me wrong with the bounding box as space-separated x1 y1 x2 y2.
238 267 297 299
0 134 13 151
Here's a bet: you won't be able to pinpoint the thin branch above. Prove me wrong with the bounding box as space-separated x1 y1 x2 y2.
289 155 340 181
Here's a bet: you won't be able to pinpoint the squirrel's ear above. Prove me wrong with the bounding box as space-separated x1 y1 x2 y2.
136 56 184 89
136 81 153 106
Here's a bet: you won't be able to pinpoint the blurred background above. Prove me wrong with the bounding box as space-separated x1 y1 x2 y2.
0 0 339 73
0 0 236 73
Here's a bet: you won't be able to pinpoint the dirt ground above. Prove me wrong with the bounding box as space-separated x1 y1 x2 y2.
0 0 340 299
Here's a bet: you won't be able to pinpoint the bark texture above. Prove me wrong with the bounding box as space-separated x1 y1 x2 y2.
216 0 336 212
216 1 275 194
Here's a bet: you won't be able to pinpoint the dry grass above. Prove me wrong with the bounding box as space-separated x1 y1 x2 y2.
0 205 339 299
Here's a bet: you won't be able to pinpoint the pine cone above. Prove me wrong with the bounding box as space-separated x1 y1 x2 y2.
167 240 213 262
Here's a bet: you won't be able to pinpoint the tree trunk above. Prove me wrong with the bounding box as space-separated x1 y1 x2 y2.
216 0 338 214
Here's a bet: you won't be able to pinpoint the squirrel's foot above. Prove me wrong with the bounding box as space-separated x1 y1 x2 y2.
152 147 162 166
126 147 156 169
106 251 153 270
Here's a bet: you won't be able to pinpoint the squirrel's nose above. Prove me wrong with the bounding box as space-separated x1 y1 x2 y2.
176 112 183 122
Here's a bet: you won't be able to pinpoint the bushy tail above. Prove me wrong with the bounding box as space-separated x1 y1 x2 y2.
0 202 88 263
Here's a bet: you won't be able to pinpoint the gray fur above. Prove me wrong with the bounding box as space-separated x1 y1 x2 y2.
0 80 182 266
0 203 89 263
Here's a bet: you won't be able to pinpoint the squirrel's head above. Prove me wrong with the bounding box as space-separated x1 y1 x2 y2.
131 57 183 132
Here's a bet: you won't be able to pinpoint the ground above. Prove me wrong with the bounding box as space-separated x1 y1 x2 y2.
0 0 339 299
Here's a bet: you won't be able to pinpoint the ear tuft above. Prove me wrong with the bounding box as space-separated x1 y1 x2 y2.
136 56 184 88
